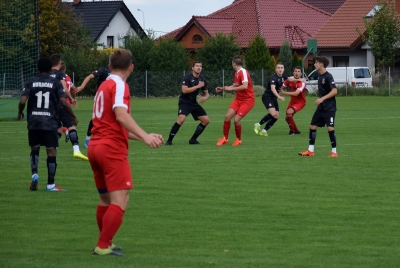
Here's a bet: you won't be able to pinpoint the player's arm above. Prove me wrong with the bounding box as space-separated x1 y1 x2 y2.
61 80 75 103
287 77 306 82
18 96 28 121
315 88 337 105
74 73 95 94
181 81 205 94
114 107 163 148
271 84 284 101
224 81 248 91
280 82 305 96
198 89 209 104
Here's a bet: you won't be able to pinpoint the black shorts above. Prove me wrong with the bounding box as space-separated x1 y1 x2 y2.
59 107 73 128
310 110 336 127
28 129 59 148
178 102 207 120
262 95 279 111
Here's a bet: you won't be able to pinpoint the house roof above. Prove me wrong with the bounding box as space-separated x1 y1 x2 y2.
165 0 331 49
71 0 146 41
300 0 347 14
313 0 378 48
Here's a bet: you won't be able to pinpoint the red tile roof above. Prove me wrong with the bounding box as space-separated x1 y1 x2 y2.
166 0 332 49
300 0 347 14
313 0 378 48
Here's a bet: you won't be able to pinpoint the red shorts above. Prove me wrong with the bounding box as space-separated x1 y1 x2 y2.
229 98 255 118
287 101 305 113
88 143 133 193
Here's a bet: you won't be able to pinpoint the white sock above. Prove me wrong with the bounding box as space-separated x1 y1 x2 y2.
85 136 90 141
73 145 80 153
332 148 337 153
47 184 55 189
308 145 314 152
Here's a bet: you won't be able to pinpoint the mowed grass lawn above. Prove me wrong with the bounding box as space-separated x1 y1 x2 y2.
0 96 399 268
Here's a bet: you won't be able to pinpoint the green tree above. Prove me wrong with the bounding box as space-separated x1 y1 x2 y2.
148 37 189 71
245 34 275 73
291 51 303 70
124 31 155 71
197 33 241 71
278 39 292 76
358 0 400 71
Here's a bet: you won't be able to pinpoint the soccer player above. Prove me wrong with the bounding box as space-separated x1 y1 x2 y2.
74 66 110 148
50 54 88 161
18 57 79 191
215 56 255 146
88 49 164 256
279 66 306 135
299 56 338 157
166 61 210 145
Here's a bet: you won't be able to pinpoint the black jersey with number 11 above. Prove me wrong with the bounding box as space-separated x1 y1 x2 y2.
22 75 66 130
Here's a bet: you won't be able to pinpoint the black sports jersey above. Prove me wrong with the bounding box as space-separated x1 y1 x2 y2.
263 73 288 98
92 66 110 88
317 71 336 112
51 69 67 108
179 73 208 103
22 75 66 130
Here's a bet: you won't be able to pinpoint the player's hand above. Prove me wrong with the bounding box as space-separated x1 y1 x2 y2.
17 112 24 121
279 88 286 95
279 96 285 101
144 133 164 148
315 98 324 105
72 117 79 126
197 81 205 88
73 99 78 107
198 96 208 103
215 86 224 93
73 86 81 94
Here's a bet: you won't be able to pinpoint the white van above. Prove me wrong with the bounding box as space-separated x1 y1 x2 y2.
305 67 373 93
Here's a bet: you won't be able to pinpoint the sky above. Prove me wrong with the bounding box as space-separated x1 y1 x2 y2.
123 0 235 37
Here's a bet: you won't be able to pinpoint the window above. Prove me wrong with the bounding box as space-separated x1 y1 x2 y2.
354 68 371 78
332 56 349 67
192 34 203 43
107 36 114 47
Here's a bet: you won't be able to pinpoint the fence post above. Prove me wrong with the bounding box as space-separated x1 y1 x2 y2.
222 69 225 98
72 72 75 85
145 70 148 99
388 67 391 96
261 69 264 93
3 73 5 97
345 66 348 97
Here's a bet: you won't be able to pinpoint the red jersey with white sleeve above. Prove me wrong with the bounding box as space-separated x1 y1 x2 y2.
90 74 131 154
65 74 73 104
284 78 306 105
234 68 255 101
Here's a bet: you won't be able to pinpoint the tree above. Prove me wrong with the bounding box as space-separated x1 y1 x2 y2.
124 31 155 72
196 33 241 71
148 37 189 71
291 52 303 70
245 34 275 73
358 0 400 71
278 39 292 76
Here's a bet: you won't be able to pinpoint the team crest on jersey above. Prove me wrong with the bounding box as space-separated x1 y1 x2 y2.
269 103 272 107
322 78 325 84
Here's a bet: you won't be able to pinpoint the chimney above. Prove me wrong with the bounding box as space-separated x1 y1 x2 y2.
73 0 81 4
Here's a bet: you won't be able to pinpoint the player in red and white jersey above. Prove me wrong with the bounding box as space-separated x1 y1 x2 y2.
88 49 164 257
60 61 77 106
280 66 306 135
215 56 255 146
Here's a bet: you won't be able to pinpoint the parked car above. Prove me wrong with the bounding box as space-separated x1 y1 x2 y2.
305 67 373 93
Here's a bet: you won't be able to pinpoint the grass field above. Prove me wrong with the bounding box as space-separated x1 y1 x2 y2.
1 96 399 267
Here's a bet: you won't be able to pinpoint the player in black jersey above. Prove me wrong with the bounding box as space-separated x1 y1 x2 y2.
18 57 78 191
50 54 88 160
254 62 305 136
299 56 338 157
74 66 111 148
166 62 210 145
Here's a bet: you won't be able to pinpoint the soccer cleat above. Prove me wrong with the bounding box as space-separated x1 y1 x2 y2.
328 152 338 157
30 174 39 191
74 152 89 161
46 185 66 192
165 140 172 146
288 131 295 136
295 131 301 135
216 137 228 146
254 123 261 134
298 150 314 157
84 139 90 149
110 244 122 251
259 130 268 136
232 138 242 146
189 139 200 145
92 246 124 256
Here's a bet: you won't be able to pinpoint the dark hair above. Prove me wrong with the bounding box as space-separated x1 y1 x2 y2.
293 66 302 71
50 54 61 67
60 61 66 72
232 56 242 66
109 49 132 70
315 56 329 68
192 61 202 67
276 62 284 67
37 57 52 73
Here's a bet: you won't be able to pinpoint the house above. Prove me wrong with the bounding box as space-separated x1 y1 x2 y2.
69 0 146 47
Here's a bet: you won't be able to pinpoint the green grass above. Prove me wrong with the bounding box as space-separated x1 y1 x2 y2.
1 96 400 267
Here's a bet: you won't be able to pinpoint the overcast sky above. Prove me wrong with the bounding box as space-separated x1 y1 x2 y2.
123 0 234 36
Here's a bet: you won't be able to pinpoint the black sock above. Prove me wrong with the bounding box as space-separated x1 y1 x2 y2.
30 150 39 175
328 130 336 148
69 129 79 146
190 123 206 141
259 114 272 125
47 156 57 185
167 122 181 142
264 118 278 131
87 120 93 137
58 132 62 139
309 129 317 145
